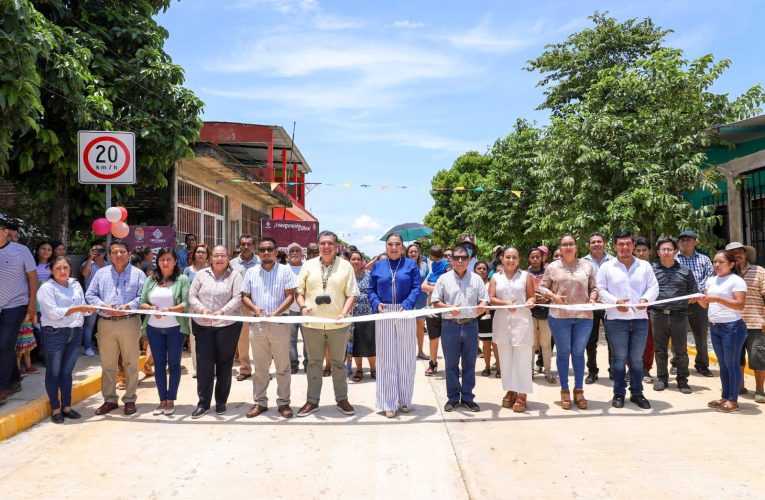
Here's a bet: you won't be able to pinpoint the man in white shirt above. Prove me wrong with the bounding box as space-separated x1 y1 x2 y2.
241 237 297 418
230 234 260 381
582 232 615 384
286 242 306 373
597 232 659 410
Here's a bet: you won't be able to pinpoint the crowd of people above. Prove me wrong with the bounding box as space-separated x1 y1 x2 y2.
1 216 764 423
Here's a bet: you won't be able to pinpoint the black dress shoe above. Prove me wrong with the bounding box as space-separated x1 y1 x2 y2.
191 405 209 419
51 412 65 424
444 401 460 412
461 400 480 412
585 373 598 384
696 366 714 377
215 403 227 414
612 395 625 408
677 382 692 394
630 394 652 409
62 409 82 419
670 366 678 375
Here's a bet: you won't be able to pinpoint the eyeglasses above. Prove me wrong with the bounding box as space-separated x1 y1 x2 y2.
158 258 175 264
444 253 453 258
560 243 576 247
258 247 275 253
451 255 470 261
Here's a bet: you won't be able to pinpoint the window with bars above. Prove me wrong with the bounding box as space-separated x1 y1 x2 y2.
177 179 225 249
241 204 266 238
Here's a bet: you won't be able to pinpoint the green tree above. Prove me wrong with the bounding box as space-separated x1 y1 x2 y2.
525 12 670 114
530 48 764 245
467 119 543 250
0 0 203 243
424 151 491 250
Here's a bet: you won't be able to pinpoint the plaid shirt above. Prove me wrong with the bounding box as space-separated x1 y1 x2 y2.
675 251 713 291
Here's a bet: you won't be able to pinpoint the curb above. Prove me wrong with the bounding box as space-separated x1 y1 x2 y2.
688 346 754 376
0 356 146 442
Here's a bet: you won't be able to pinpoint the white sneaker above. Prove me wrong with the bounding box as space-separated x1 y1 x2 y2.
84 348 96 357
152 405 164 416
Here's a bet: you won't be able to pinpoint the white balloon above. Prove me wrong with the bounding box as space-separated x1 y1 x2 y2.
105 206 122 223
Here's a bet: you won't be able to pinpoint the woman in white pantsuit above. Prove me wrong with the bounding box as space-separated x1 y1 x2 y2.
489 247 536 413
368 233 422 418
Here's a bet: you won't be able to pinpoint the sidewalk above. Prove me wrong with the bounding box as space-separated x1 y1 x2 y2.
0 350 142 440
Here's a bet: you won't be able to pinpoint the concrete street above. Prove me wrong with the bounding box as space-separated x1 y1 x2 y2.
1 340 763 499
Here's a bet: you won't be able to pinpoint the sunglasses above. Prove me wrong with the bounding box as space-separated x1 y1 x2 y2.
258 247 276 253
451 255 470 261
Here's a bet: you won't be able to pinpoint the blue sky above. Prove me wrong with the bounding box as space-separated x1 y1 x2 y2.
157 0 764 255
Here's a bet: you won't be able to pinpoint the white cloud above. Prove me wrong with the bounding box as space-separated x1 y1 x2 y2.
351 214 382 230
442 21 533 53
393 20 425 29
230 0 318 13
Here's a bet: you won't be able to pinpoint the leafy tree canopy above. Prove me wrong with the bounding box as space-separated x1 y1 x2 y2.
0 0 204 242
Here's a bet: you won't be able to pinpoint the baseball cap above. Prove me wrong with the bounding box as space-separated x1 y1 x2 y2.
678 230 697 239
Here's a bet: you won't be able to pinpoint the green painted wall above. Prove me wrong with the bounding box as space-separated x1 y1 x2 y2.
688 136 765 208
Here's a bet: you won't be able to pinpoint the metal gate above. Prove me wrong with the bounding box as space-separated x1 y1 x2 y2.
742 167 765 266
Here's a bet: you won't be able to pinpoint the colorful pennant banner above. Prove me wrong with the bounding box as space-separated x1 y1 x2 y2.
215 179 522 196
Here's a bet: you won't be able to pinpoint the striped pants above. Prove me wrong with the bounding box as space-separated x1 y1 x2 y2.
375 305 416 412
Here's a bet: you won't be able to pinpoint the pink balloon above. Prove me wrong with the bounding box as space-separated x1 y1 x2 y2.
118 206 128 222
92 218 111 236
111 221 130 239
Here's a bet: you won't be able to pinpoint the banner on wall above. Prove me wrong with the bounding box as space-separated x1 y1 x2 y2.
260 219 319 248
123 226 176 257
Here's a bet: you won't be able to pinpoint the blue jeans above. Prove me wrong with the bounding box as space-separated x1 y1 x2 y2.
605 319 649 396
441 319 478 403
0 305 27 389
42 326 82 409
710 319 748 402
288 311 307 369
81 312 98 350
146 325 185 401
548 316 592 390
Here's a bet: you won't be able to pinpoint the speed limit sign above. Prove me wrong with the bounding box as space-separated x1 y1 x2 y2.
78 131 136 184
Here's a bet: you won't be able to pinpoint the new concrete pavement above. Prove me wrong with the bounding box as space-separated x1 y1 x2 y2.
1 344 763 499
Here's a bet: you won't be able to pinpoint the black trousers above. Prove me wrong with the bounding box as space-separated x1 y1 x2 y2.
687 302 710 369
651 311 689 383
586 310 611 374
193 321 242 408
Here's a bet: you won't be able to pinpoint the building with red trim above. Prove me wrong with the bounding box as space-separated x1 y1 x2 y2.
121 121 317 251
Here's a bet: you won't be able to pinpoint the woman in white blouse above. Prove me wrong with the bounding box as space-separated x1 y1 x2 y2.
36 256 97 424
489 247 536 412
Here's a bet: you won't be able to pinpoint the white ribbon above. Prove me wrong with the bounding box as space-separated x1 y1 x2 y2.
96 294 702 326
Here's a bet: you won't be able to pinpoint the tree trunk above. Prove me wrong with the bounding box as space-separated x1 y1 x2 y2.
49 170 69 246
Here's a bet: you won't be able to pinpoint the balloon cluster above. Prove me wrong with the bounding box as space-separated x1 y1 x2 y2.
91 207 129 238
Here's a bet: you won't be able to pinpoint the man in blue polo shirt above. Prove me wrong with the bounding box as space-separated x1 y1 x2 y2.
0 218 38 403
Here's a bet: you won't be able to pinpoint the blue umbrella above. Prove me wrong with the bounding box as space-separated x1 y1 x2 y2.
380 222 434 241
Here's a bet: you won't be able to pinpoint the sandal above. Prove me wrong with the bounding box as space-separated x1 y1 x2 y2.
480 368 491 377
142 365 154 377
717 401 740 413
370 369 376 379
425 361 437 376
351 370 363 382
513 394 527 413
322 368 331 377
502 391 518 409
573 389 587 409
545 371 557 384
560 389 572 410
236 373 251 381
708 398 726 408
